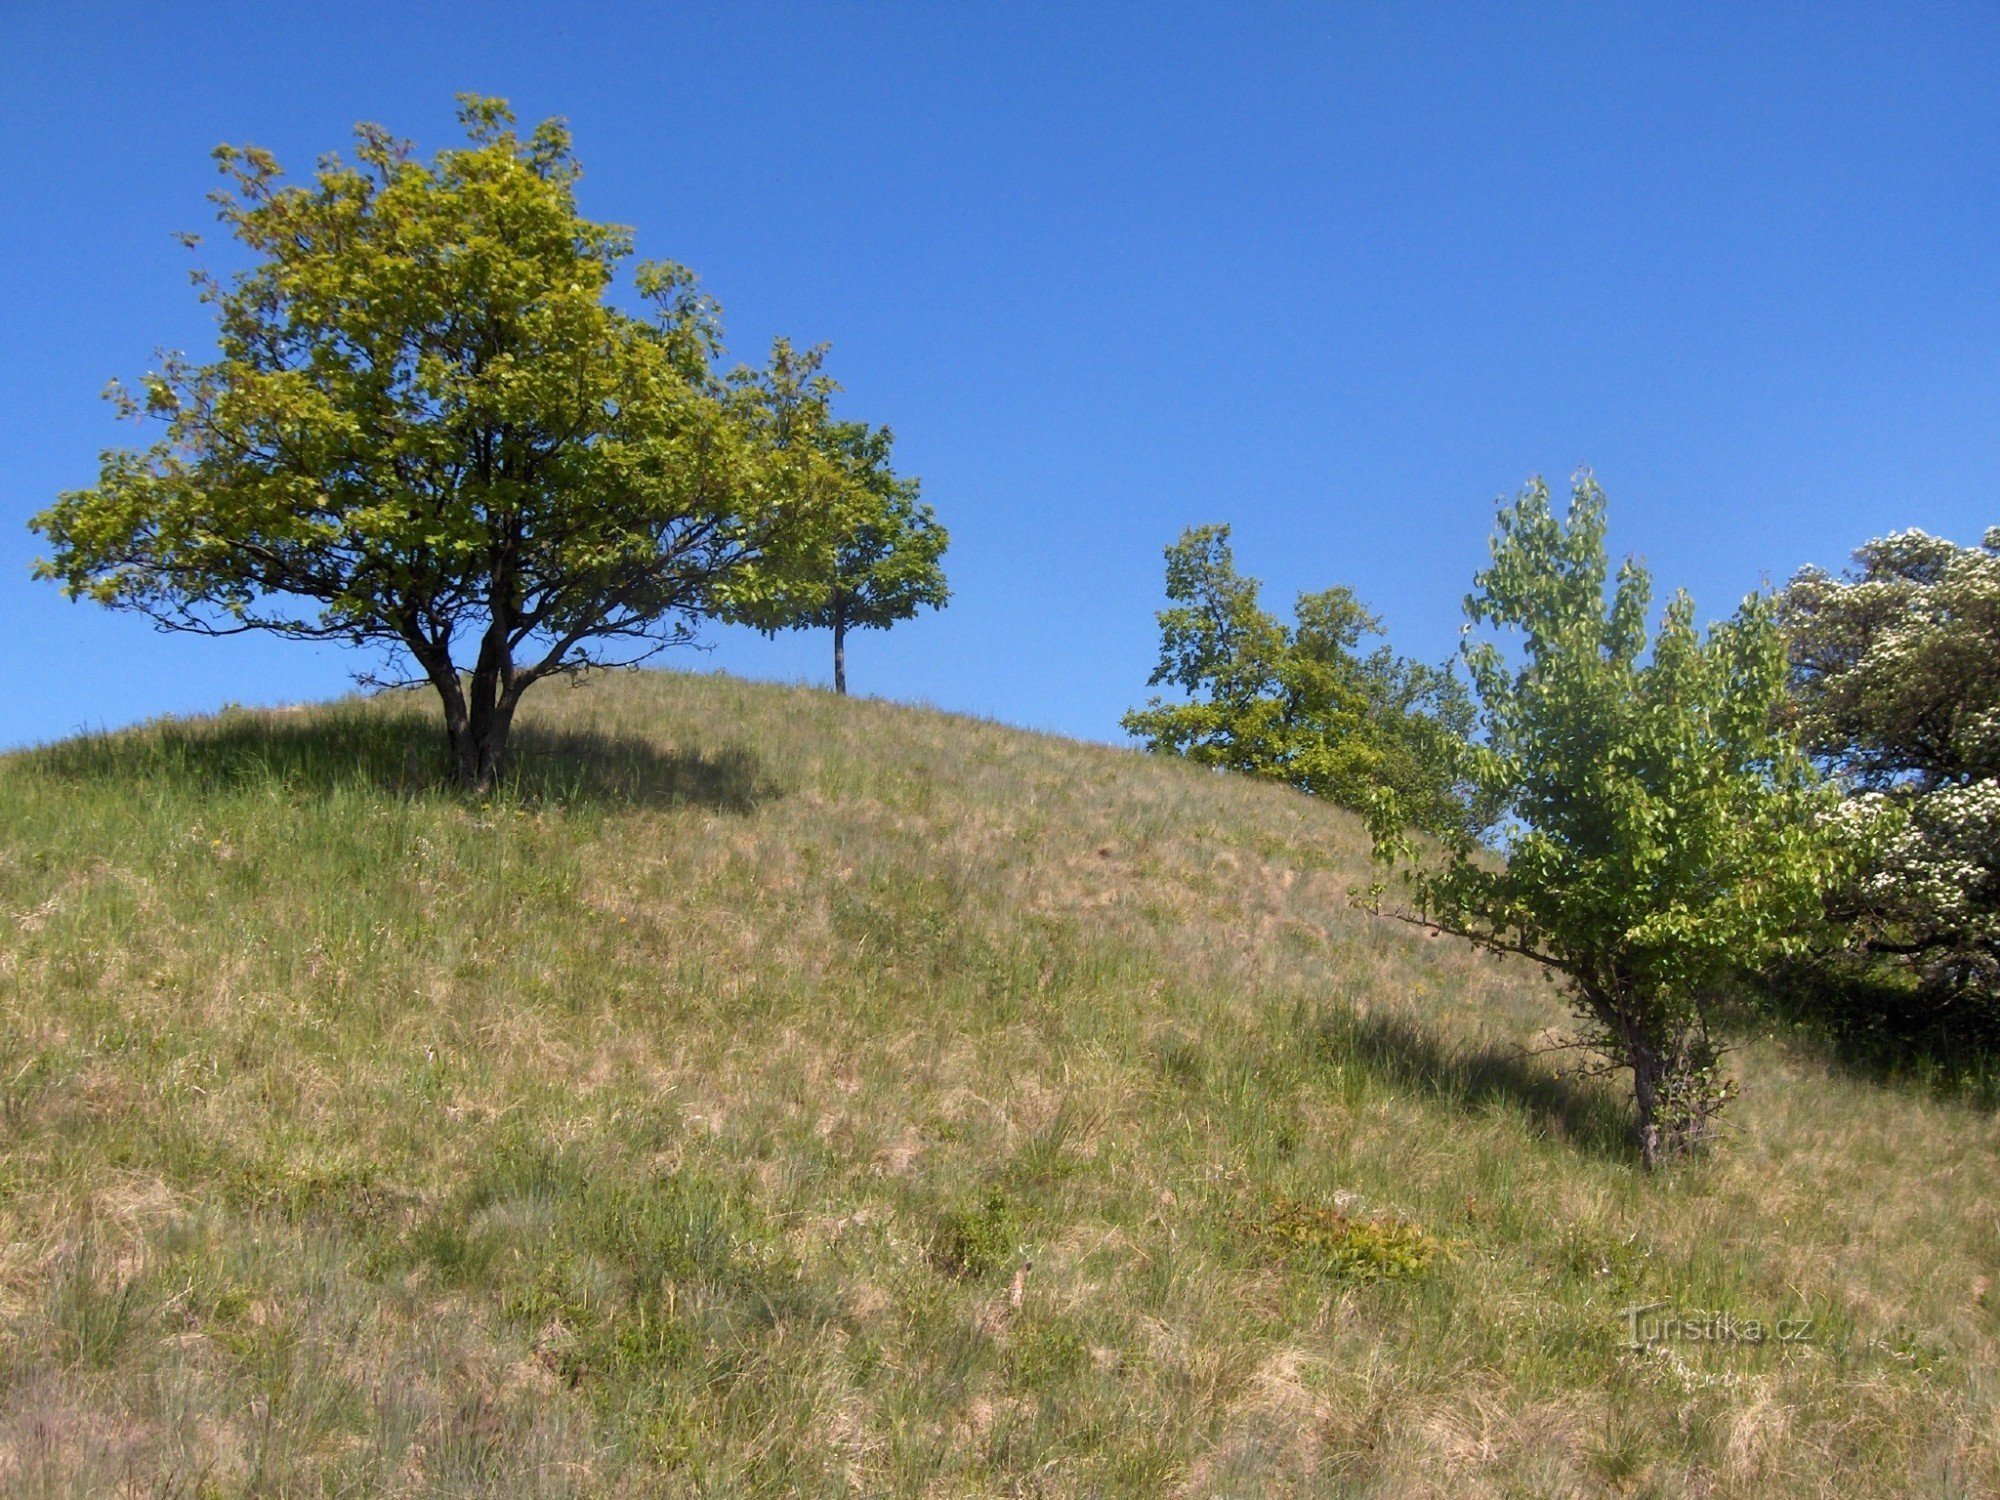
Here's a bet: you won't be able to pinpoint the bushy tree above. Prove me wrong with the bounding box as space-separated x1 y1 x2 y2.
1369 475 1840 1167
1353 641 1499 842
31 97 847 790
1122 524 1485 838
1778 528 2000 1010
721 377 947 694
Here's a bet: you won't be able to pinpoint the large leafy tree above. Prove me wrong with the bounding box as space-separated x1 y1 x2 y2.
722 391 947 695
1122 525 1485 838
31 97 844 790
1370 476 1839 1168
1778 528 2000 1010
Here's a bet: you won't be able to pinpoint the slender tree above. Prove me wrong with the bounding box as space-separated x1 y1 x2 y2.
724 411 947 694
31 97 847 790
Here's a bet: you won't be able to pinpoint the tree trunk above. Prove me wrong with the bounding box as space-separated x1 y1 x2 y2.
1629 1036 1666 1173
465 698 517 792
833 608 848 696
424 654 520 795
460 665 520 794
443 711 516 791
1620 1011 1722 1171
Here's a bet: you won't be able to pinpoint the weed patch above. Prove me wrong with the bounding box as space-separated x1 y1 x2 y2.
930 1190 1025 1281
1236 1195 1451 1284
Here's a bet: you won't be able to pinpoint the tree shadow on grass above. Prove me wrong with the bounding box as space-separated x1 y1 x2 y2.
1304 1003 1640 1163
18 704 779 814
1735 968 2000 1111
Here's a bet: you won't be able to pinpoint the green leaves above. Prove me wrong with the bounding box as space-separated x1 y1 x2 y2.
715 352 949 676
30 98 874 784
1376 473 1844 1164
1779 527 2000 1005
1124 525 1484 839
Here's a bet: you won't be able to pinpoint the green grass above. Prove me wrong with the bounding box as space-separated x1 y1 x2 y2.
1 669 1996 1495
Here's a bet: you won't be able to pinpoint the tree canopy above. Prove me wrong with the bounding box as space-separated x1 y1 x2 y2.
1778 527 2000 1008
721 389 947 694
32 96 849 789
1371 475 1841 1166
1122 524 1486 838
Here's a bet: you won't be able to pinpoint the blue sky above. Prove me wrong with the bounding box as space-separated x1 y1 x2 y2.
5 3 1996 750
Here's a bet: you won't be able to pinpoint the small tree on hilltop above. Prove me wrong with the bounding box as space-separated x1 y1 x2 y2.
1369 474 1840 1168
722 392 947 694
31 97 848 790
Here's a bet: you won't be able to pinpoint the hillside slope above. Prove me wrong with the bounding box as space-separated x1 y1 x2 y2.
2 670 1995 1496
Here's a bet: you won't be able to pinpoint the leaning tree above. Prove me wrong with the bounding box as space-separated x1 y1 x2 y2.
32 97 849 789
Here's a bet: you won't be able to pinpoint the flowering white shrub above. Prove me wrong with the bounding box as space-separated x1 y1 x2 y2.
1781 528 2000 1005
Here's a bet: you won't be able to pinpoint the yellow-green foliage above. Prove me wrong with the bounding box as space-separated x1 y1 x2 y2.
29 97 876 791
2 670 1997 1496
1238 1196 1449 1284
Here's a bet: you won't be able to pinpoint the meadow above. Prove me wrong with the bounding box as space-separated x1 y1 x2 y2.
1 669 1995 1496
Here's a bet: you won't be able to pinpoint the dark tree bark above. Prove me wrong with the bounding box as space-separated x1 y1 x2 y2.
833 604 848 696
1605 994 1722 1171
436 680 518 792
413 639 524 794
456 679 520 792
1627 1031 1666 1173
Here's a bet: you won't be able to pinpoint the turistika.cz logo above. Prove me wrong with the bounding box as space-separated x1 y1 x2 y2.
1619 1302 1814 1351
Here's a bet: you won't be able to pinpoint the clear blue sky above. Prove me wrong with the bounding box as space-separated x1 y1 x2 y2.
5 3 1996 750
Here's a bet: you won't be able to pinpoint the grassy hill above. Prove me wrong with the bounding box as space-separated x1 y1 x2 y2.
2 670 1995 1497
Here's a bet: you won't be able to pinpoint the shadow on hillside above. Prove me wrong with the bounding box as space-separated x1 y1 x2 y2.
1741 968 2000 1111
1306 1004 1640 1162
21 706 778 813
